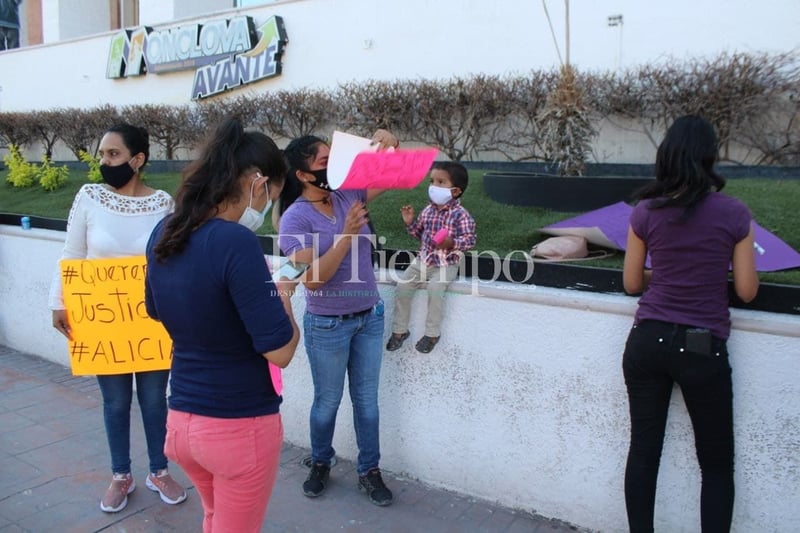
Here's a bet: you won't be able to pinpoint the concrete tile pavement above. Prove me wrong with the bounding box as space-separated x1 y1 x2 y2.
0 345 584 532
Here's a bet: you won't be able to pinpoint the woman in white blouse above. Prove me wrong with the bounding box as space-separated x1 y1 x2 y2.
48 124 186 513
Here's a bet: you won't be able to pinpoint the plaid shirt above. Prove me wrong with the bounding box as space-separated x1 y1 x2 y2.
406 199 476 266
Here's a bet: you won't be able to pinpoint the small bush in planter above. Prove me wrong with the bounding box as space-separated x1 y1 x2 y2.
3 145 37 187
38 156 69 192
78 150 102 183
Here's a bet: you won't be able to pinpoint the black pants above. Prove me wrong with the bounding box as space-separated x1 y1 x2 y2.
0 27 19 50
622 320 734 533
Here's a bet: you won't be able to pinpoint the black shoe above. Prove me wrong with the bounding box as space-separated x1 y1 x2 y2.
386 332 410 351
358 468 393 506
415 335 440 353
303 462 330 498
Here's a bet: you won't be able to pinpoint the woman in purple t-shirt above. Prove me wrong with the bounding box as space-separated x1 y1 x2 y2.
622 115 759 532
276 130 398 508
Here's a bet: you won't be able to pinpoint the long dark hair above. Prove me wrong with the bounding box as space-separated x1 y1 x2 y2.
153 116 286 261
635 115 726 210
277 135 327 216
106 123 150 168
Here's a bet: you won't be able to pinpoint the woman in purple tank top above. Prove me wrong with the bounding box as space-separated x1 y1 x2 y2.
622 115 759 532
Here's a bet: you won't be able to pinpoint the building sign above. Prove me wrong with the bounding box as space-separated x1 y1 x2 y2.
106 15 287 99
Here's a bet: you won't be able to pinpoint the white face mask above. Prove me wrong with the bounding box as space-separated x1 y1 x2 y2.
238 180 272 232
428 185 453 206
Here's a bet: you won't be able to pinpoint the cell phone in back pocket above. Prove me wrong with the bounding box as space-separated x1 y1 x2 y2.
685 328 712 355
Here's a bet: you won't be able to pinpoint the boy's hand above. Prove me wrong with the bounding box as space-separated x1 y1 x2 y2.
400 205 415 226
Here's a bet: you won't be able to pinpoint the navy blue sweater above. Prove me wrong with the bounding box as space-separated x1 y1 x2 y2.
145 217 293 418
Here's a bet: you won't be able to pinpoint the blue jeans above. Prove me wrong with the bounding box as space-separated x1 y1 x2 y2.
97 370 170 475
623 320 734 533
303 308 384 475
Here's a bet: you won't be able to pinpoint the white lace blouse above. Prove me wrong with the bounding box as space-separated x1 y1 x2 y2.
48 184 174 310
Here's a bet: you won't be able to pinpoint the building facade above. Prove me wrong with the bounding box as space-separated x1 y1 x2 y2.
0 0 797 162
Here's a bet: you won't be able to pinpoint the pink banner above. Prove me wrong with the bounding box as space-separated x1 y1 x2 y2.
336 148 439 190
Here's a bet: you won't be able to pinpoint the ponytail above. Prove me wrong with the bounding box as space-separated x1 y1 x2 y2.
154 115 286 261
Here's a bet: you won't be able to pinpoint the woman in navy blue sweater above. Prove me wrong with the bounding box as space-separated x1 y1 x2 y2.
145 116 300 533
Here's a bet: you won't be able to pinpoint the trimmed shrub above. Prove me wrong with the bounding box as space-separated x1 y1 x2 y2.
38 156 69 191
78 149 102 183
3 145 37 187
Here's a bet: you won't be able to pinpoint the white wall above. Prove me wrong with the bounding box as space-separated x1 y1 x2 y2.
138 0 175 26
542 0 799 72
173 0 233 22
57 0 109 41
4 0 798 109
39 0 109 43
2 0 796 163
139 0 232 26
2 225 798 532
40 0 61 43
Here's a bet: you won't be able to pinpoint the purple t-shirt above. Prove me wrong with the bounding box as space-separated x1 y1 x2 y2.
278 189 380 315
630 192 751 339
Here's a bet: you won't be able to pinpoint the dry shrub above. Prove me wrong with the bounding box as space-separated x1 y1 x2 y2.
2 52 797 167
53 105 120 159
256 88 337 140
538 66 595 175
121 104 199 160
0 112 33 149
592 51 800 164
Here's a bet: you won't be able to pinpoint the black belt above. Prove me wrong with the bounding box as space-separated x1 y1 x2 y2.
319 307 372 320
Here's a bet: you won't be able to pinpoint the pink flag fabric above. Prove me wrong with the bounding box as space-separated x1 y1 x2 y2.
327 130 438 190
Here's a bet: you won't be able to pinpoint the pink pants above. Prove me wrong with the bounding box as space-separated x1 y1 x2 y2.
165 409 283 533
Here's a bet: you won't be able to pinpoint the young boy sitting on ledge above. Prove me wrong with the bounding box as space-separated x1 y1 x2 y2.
386 162 476 353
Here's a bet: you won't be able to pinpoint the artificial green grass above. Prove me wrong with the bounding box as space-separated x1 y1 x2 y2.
0 172 184 217
367 173 800 285
2 169 799 285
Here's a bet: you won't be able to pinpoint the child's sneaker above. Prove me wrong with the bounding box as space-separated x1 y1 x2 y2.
100 472 135 513
146 469 187 505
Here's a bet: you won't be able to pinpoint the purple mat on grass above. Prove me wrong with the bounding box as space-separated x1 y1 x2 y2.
541 201 800 272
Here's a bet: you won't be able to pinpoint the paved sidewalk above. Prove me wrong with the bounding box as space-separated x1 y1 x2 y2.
0 345 583 533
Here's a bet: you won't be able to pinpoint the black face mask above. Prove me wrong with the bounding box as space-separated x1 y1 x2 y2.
307 168 330 191
100 161 136 189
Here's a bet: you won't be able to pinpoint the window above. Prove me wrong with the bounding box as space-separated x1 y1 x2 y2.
110 0 138 30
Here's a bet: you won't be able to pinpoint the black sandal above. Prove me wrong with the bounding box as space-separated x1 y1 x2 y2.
386 332 410 351
415 336 440 353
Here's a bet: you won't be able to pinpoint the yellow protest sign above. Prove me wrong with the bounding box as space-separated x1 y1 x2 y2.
60 256 172 375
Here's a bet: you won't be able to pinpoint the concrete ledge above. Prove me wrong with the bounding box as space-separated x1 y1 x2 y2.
1 226 798 531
